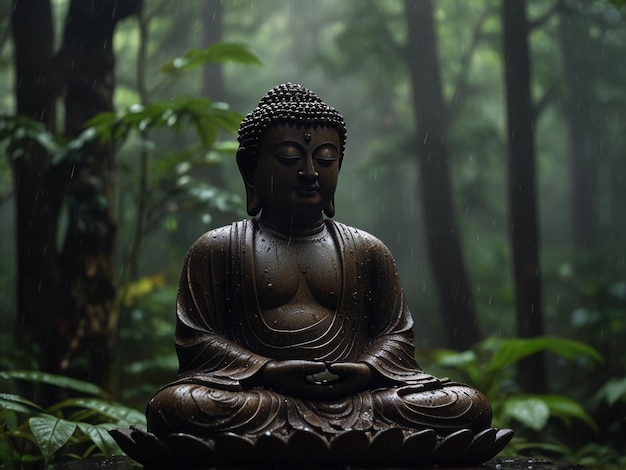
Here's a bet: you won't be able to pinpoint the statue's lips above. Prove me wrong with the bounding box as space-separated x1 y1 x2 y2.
295 185 320 197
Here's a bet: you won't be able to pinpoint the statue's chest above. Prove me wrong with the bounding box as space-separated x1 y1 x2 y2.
253 232 342 311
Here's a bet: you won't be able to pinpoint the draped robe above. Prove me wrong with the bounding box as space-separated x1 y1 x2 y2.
146 219 491 437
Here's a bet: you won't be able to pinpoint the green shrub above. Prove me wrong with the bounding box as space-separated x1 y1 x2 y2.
416 336 603 458
0 371 145 469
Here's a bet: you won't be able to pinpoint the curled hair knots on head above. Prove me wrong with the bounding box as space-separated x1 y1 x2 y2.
237 82 347 159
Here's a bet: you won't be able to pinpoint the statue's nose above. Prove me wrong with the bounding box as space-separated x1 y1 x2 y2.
298 159 319 183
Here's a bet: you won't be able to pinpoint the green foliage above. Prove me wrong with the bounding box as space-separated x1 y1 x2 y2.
161 42 262 74
417 336 602 457
0 115 61 162
1 372 105 397
87 96 242 149
85 98 245 229
485 336 602 374
594 376 626 407
0 371 145 469
112 281 180 406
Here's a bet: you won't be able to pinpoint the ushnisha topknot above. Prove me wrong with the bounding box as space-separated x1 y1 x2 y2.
237 82 347 158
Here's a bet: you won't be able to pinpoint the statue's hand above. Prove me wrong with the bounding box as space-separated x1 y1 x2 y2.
262 360 327 395
261 361 374 399
327 362 373 395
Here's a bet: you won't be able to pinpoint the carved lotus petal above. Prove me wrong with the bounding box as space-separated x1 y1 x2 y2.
487 429 516 461
369 427 404 466
330 429 370 465
168 433 215 462
287 429 330 465
255 433 289 464
108 428 143 463
464 427 498 465
432 428 473 465
214 432 255 466
129 427 173 462
402 428 438 463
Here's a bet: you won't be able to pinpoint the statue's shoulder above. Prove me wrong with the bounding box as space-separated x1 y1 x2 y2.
187 220 251 258
327 220 390 253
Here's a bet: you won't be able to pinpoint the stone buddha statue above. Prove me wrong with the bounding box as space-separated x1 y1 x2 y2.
112 83 512 467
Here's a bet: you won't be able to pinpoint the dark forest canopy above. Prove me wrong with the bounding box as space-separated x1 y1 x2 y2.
0 0 625 464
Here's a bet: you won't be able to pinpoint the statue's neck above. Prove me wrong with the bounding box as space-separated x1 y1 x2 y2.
258 213 325 238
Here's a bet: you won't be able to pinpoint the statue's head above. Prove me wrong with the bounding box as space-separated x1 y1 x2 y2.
236 83 346 220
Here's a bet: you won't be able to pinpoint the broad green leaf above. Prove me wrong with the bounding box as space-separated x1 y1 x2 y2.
0 115 61 160
486 336 603 372
32 130 60 154
161 43 262 73
502 396 549 431
594 376 626 406
85 111 118 127
29 415 77 462
0 437 17 470
432 350 477 368
0 371 105 397
76 422 121 457
540 395 598 432
203 149 228 164
0 393 44 415
48 398 146 427
513 440 571 454
211 140 239 153
193 116 218 149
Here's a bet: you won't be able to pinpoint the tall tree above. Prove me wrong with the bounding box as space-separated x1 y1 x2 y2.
403 0 480 350
558 1 600 251
11 0 141 389
502 0 546 393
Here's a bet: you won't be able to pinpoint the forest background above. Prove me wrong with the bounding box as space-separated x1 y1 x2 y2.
0 0 625 467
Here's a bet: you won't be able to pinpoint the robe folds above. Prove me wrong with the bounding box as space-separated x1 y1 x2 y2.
146 219 491 437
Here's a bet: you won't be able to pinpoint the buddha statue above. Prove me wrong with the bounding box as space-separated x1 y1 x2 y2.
111 83 512 467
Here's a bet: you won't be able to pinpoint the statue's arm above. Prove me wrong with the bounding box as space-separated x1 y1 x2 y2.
174 229 269 384
355 236 429 384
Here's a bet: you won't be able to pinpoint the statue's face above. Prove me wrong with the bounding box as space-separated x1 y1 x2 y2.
253 123 341 223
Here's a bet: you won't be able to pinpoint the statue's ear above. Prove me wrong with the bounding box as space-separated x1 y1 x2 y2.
236 148 261 216
323 156 341 218
323 199 335 218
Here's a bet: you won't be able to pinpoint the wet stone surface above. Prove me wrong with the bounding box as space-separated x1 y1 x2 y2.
51 456 590 470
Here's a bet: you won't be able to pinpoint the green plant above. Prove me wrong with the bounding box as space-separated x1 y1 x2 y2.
416 336 603 457
0 371 145 469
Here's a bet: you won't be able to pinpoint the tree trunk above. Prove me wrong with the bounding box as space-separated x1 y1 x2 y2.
557 3 599 251
11 0 68 378
502 0 546 393
58 0 140 386
404 0 480 350
11 0 141 390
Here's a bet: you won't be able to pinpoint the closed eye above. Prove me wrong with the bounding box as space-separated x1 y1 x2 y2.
315 157 336 166
274 154 301 165
313 145 338 166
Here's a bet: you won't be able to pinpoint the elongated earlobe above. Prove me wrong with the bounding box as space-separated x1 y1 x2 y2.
324 157 341 218
323 199 335 218
247 190 262 216
236 148 261 216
